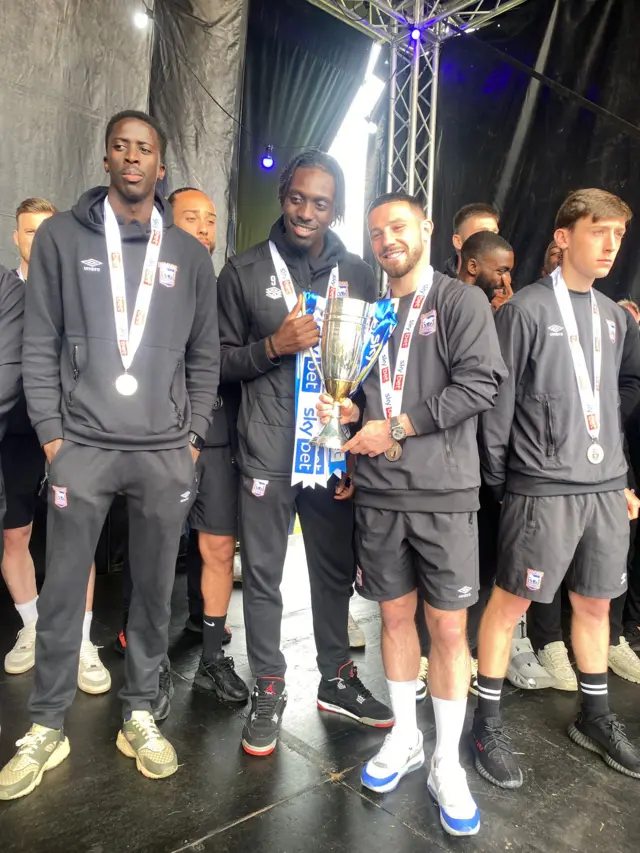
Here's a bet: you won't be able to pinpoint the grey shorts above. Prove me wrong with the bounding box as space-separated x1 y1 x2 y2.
189 445 239 538
496 490 629 603
354 507 479 611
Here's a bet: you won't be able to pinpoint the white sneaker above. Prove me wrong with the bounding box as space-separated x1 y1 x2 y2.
5 623 37 674
416 657 429 701
507 637 556 689
427 757 480 837
233 552 242 584
609 636 640 684
361 730 424 793
348 612 366 648
538 641 578 691
78 641 111 695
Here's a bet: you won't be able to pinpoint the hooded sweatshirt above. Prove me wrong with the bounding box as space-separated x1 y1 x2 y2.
23 186 219 451
218 217 378 480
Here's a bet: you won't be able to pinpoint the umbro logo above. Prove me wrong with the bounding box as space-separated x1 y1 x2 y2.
548 324 564 336
458 586 472 598
81 258 102 272
180 490 191 503
265 286 283 300
621 573 627 585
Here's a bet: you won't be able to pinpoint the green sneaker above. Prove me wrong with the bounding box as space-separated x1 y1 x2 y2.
0 724 70 801
116 711 178 779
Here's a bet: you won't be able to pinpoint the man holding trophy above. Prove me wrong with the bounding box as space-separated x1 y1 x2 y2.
217 150 393 758
318 192 507 837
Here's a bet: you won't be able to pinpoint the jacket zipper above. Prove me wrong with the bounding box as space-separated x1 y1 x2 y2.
444 429 453 460
543 400 555 456
169 361 184 427
69 345 79 404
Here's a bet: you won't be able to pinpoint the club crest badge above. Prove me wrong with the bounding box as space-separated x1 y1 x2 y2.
525 568 544 591
53 486 68 508
158 262 178 288
252 479 268 497
607 319 616 344
419 310 437 336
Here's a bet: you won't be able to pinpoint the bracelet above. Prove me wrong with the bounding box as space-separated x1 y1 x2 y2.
267 336 278 359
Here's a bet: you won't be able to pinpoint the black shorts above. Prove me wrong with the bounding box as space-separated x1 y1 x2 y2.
496 490 630 603
354 506 479 611
0 434 45 530
189 445 239 538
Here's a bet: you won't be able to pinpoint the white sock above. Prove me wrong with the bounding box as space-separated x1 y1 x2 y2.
15 596 38 627
432 695 467 765
82 611 93 643
387 679 419 745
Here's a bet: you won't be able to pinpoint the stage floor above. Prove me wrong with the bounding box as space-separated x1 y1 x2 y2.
0 534 638 853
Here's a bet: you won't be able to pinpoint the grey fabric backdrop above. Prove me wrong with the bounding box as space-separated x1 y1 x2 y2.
0 0 247 271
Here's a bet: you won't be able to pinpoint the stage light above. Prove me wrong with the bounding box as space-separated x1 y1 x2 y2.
134 11 149 29
261 145 275 170
466 26 477 33
410 28 421 41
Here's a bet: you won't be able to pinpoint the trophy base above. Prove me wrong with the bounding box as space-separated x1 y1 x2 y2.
311 415 345 450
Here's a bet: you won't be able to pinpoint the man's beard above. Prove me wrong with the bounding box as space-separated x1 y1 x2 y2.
475 275 496 301
379 243 422 278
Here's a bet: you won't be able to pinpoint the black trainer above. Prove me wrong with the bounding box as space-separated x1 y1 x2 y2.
470 714 523 789
317 663 394 728
241 677 287 756
194 653 249 703
569 713 640 778
152 656 174 723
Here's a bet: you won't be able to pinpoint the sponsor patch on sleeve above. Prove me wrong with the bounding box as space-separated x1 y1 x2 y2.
419 310 437 336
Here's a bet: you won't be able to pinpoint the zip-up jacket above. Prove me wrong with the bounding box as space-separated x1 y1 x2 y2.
354 271 507 512
218 218 378 480
23 186 219 451
480 276 640 498
0 265 24 441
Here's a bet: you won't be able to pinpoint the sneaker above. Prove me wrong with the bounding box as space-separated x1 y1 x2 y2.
624 622 640 651
152 656 174 723
116 711 178 779
507 637 556 690
416 657 429 702
568 712 640 778
0 724 70 801
538 641 578 691
241 677 287 756
194 653 249 703
608 637 640 684
317 663 394 727
185 613 203 634
427 758 480 837
113 629 127 656
469 658 479 696
4 623 37 674
348 612 366 648
233 552 242 584
77 641 111 695
470 714 523 789
361 731 424 793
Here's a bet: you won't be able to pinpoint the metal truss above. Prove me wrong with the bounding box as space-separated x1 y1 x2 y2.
305 1 530 217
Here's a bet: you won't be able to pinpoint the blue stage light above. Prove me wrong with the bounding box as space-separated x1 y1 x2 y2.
261 145 275 170
410 27 421 41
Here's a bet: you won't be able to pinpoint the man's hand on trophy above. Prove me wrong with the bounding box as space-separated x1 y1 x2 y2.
271 294 320 355
341 420 394 457
316 393 360 425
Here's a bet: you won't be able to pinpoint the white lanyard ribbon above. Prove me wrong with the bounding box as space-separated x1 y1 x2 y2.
379 267 434 419
551 266 601 442
268 241 345 488
104 198 163 374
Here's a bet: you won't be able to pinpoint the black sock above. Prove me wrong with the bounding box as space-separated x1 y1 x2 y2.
476 673 504 720
578 671 609 719
202 614 227 661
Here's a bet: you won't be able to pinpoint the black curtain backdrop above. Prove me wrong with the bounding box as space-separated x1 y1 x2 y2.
432 0 640 300
235 0 372 254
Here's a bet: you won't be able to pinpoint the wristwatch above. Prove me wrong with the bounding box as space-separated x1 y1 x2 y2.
390 416 407 443
188 431 204 452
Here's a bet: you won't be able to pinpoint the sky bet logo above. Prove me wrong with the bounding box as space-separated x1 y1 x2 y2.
300 356 322 394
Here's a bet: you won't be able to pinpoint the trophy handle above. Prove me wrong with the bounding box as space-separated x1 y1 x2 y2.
311 399 345 450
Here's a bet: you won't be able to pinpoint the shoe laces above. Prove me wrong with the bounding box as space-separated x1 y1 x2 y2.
545 643 570 666
418 657 429 681
15 726 50 758
159 665 172 693
342 666 373 700
79 641 103 668
255 685 282 717
482 719 516 756
613 637 638 661
131 713 164 748
16 624 36 649
597 714 633 748
206 656 235 675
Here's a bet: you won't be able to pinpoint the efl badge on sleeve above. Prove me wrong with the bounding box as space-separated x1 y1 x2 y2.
607 319 616 344
252 479 268 497
53 486 68 508
158 262 178 288
525 568 544 592
419 310 437 336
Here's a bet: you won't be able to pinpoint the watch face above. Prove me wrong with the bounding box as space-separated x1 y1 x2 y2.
391 426 405 441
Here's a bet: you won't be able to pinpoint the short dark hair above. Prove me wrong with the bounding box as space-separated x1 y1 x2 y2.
278 150 346 222
168 187 200 205
461 230 513 266
453 203 500 234
15 197 57 223
555 189 632 230
105 110 167 161
367 191 426 219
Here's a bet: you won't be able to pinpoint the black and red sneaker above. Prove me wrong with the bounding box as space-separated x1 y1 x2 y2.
317 662 394 728
113 629 127 656
241 677 287 756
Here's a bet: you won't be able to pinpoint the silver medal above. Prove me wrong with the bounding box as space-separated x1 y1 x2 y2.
115 373 138 396
587 443 604 465
384 441 403 462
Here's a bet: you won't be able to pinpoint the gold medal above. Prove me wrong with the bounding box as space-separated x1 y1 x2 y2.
384 440 403 462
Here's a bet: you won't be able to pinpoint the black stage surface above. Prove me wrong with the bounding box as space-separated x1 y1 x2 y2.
0 534 638 852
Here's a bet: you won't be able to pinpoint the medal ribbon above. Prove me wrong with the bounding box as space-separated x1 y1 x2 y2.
104 198 163 374
378 267 434 419
551 266 601 443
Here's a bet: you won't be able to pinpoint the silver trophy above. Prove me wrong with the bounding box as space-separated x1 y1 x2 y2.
311 297 373 450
